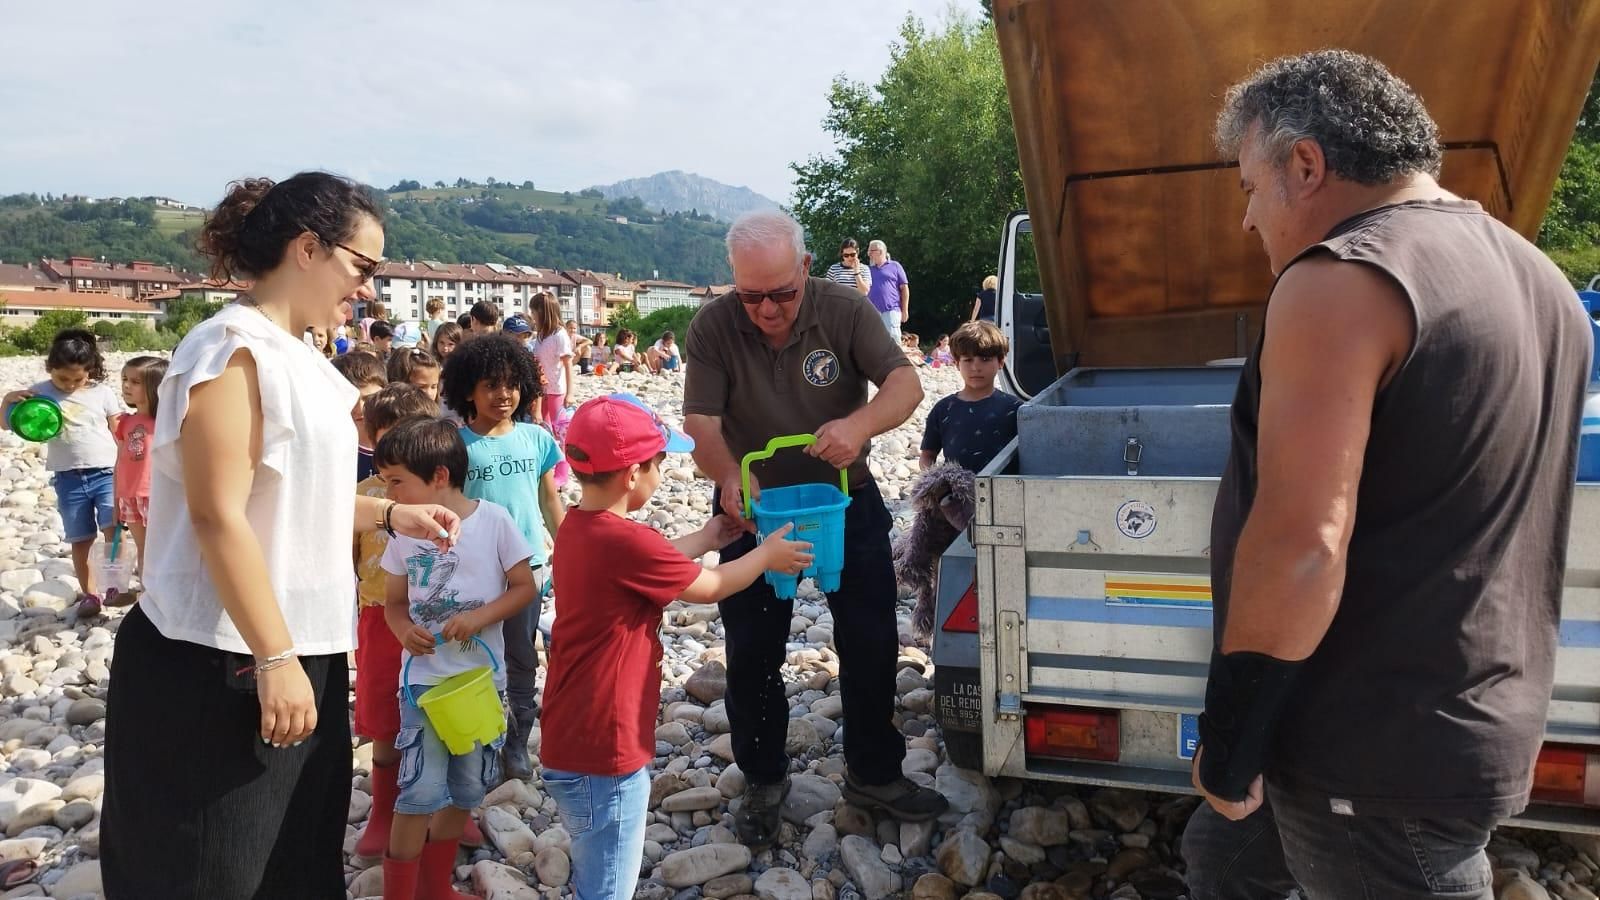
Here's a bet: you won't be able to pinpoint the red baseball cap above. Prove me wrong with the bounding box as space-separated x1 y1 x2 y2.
565 392 694 474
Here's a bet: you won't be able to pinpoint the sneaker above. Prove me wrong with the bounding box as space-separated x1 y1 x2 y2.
733 779 790 848
842 770 949 822
75 594 103 619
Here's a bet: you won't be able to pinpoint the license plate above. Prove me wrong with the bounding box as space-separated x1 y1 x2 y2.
1178 713 1201 760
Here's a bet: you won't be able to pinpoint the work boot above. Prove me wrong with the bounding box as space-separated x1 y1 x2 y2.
416 839 475 900
354 762 399 859
733 778 790 848
381 854 420 900
842 770 950 822
500 708 537 782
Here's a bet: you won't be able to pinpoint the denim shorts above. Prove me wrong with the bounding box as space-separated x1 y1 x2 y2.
393 688 506 816
53 467 115 543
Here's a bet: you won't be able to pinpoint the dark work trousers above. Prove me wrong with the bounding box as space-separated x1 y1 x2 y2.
101 605 350 899
1182 779 1495 900
501 564 545 720
715 478 906 786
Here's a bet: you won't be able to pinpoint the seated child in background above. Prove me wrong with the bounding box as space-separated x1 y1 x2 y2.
930 334 954 367
332 350 388 481
919 320 1021 473
542 393 812 900
377 417 537 899
900 331 928 366
612 329 639 373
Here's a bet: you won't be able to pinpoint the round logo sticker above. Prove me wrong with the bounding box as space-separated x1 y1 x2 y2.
1116 500 1157 539
803 349 840 387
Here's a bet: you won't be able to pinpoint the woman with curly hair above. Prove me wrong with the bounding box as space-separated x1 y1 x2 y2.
440 333 562 779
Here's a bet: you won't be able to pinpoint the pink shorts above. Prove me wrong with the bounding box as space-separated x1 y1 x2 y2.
117 496 150 526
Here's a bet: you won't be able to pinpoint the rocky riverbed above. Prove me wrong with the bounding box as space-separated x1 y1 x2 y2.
0 352 1595 900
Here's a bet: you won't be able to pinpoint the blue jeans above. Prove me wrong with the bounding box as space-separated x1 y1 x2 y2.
543 766 650 900
1182 780 1494 899
53 467 114 543
879 308 902 343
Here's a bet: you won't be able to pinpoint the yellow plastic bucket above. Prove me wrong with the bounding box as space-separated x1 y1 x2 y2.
402 634 506 756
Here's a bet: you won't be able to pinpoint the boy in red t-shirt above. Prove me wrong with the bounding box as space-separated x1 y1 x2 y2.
544 393 811 900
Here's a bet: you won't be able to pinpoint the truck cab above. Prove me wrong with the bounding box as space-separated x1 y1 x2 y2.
931 0 1600 833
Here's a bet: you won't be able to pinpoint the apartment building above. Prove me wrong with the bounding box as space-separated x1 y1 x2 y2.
0 290 160 329
40 257 193 300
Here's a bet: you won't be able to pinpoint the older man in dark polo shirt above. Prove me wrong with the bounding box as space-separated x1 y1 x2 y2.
684 210 949 847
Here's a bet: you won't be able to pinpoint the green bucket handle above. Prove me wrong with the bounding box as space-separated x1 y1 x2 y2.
739 434 850 519
402 632 500 708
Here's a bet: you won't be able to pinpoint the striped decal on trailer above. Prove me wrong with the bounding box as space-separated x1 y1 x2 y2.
1104 574 1212 610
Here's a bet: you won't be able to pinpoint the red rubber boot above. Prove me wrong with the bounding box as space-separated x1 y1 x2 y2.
381 854 420 900
417 839 476 900
355 762 399 860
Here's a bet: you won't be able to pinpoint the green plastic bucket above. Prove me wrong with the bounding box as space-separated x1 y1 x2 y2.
402 633 505 755
7 396 62 443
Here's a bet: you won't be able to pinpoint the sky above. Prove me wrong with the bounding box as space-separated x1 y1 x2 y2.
0 0 978 207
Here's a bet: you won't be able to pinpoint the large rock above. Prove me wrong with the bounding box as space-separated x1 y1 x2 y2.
655 721 692 747
0 778 62 832
64 698 105 726
686 661 728 704
715 763 746 798
784 718 821 755
802 823 839 861
482 805 537 859
780 774 841 824
900 819 936 858
1088 788 1148 833
840 835 901 900
934 764 1000 830
350 865 384 898
1008 806 1069 847
483 777 542 811
471 860 542 900
935 829 990 887
912 873 961 900
46 860 101 898
706 873 755 900
534 846 571 888
0 837 47 863
661 786 725 813
660 843 753 888
0 569 42 593
754 866 811 900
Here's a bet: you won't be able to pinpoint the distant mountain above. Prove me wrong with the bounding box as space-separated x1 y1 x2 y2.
589 171 779 223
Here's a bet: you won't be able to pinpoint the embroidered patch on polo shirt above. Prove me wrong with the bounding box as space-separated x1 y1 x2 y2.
804 349 840 387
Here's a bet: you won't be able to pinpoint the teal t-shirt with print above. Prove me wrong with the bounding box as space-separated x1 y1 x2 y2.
460 423 561 566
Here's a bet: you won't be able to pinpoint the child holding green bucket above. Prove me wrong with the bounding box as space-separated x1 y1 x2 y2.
349 384 442 861
2 329 125 617
542 393 812 900
377 416 537 900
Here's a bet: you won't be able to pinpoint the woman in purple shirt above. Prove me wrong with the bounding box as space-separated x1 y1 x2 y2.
866 239 909 341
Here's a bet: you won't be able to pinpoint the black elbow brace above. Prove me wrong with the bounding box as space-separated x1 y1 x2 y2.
1196 648 1303 802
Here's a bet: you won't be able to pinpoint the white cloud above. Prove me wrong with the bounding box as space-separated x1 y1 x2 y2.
0 0 978 206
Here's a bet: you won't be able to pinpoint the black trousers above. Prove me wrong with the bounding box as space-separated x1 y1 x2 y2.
101 606 351 900
1182 779 1495 899
715 478 906 785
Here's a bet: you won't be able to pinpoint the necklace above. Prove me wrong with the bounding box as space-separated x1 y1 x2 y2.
239 295 286 332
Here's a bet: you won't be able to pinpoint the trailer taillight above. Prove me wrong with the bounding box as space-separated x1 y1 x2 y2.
1024 706 1120 762
1531 743 1600 807
942 578 979 633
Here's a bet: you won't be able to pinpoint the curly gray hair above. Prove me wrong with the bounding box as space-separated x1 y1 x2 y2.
1215 49 1442 186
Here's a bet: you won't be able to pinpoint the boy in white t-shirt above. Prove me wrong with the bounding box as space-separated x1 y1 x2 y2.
376 416 537 900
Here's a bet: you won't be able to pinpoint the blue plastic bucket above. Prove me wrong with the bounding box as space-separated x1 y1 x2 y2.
742 435 851 599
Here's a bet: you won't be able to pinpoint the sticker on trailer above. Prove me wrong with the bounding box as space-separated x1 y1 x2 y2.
1178 714 1201 760
1115 500 1158 539
1104 574 1212 610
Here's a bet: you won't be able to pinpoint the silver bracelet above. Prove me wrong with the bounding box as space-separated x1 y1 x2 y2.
255 656 295 674
256 648 296 667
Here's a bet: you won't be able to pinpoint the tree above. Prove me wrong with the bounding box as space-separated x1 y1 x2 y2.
790 11 1023 333
387 179 422 193
522 181 535 190
1539 74 1600 285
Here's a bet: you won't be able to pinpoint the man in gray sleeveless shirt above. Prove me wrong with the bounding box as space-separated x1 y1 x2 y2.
1181 51 1591 899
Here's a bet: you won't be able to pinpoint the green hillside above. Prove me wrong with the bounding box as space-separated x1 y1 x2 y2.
0 181 734 285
